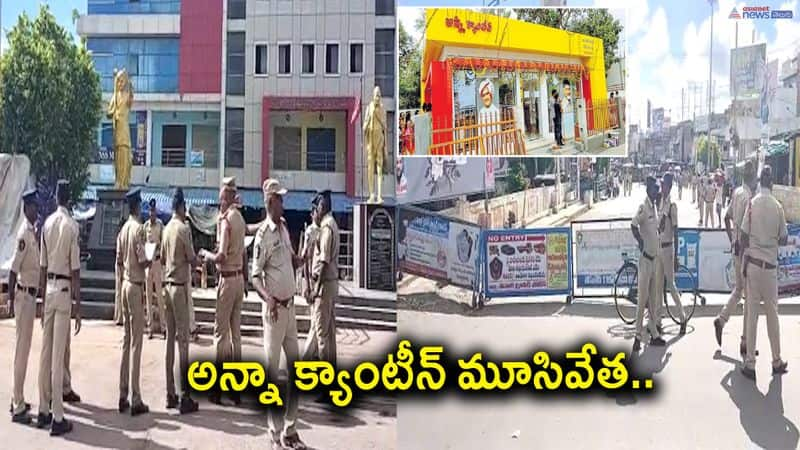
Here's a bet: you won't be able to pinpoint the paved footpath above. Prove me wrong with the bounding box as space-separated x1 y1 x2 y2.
398 308 800 450
0 320 396 450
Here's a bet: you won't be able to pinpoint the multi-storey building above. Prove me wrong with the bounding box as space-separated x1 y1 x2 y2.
78 0 396 218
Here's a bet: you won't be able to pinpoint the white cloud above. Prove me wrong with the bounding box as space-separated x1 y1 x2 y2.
634 7 670 63
593 0 649 36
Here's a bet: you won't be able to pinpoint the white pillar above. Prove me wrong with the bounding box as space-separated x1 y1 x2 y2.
538 76 550 139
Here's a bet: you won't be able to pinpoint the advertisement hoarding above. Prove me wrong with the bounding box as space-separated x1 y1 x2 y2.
574 226 639 288
730 44 766 100
396 157 495 205
779 224 800 293
483 227 571 297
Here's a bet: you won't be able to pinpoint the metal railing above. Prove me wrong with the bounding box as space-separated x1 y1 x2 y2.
585 99 623 136
429 107 524 156
338 230 353 281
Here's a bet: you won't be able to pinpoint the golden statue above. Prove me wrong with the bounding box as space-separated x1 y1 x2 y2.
108 69 134 190
363 86 387 204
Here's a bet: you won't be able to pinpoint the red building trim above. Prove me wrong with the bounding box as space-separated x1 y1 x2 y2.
179 0 223 94
261 96 358 197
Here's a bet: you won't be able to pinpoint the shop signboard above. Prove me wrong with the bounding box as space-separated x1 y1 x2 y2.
730 44 766 100
574 225 639 288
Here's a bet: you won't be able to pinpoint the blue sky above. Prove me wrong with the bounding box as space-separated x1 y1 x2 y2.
400 0 800 128
1 0 85 50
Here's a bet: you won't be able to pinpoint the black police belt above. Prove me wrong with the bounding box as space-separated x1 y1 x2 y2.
16 284 38 297
641 251 655 261
660 241 673 248
747 256 776 270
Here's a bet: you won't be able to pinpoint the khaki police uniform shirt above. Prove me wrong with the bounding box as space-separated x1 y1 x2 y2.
726 185 752 245
40 206 81 278
251 216 295 301
217 207 246 272
144 218 164 260
704 182 717 204
303 223 320 258
11 220 40 287
161 216 196 285
313 213 340 282
632 199 660 258
659 198 678 244
116 216 148 283
741 188 788 267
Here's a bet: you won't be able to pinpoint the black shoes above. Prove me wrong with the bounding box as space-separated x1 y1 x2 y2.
773 361 789 375
36 412 53 429
713 318 723 346
166 394 179 409
119 398 130 413
11 411 32 425
208 391 222 405
131 402 150 417
179 397 199 415
50 418 73 436
632 338 641 353
230 392 242 406
63 391 81 403
650 336 667 346
741 367 757 381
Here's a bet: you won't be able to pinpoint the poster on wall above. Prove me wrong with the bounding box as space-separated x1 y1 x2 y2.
778 224 800 293
133 111 147 166
483 227 571 297
730 44 766 100
396 157 495 205
574 225 639 288
397 207 481 289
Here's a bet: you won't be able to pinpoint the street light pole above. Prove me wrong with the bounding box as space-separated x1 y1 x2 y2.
707 0 714 170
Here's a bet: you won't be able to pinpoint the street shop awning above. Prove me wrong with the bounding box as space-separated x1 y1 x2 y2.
447 57 586 75
764 140 789 157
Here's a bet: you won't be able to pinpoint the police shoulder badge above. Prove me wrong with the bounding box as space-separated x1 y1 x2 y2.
18 239 26 252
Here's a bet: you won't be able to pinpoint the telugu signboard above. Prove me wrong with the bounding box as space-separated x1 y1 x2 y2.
397 206 481 289
779 224 800 293
366 207 396 291
730 44 766 100
396 157 495 205
574 226 639 288
483 227 571 298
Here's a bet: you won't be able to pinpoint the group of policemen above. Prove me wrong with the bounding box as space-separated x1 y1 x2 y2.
631 162 789 379
8 177 340 448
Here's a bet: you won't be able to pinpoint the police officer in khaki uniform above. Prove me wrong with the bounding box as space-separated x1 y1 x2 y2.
300 198 320 308
714 161 758 355
116 188 151 415
9 190 39 424
200 177 246 405
656 173 686 334
161 188 200 414
740 165 788 380
37 180 82 436
630 176 666 352
307 191 339 366
703 177 716 228
145 198 166 339
251 179 306 450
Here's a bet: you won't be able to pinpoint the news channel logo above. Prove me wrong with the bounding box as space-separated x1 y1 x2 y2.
729 6 794 19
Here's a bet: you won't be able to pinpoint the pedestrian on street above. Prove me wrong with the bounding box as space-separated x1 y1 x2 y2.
552 89 564 148
200 177 246 405
251 179 306 450
37 180 82 435
703 178 716 228
740 165 789 380
630 176 666 352
714 161 758 356
9 189 40 425
697 173 705 224
116 188 151 416
305 190 340 368
657 173 686 334
160 188 201 414
145 198 166 339
715 176 724 229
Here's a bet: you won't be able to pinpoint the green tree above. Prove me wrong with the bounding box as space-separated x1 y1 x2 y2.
515 9 623 72
0 5 102 204
506 161 529 193
695 135 721 171
399 21 422 110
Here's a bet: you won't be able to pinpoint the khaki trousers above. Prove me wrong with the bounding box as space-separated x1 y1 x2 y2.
12 291 35 414
214 275 243 364
38 280 72 421
120 280 145 405
165 284 191 397
658 246 686 323
635 255 662 341
302 280 338 367
744 264 781 370
114 265 123 324
146 260 166 333
263 300 299 440
717 255 748 343
704 201 715 228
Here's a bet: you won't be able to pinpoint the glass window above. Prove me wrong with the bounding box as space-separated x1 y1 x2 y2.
278 44 291 74
88 0 180 14
325 43 339 75
227 32 245 95
307 128 336 172
273 127 302 171
192 125 219 168
302 44 315 74
255 44 268 75
375 0 394 16
162 125 187 167
88 37 178 93
225 108 245 168
375 30 395 96
349 43 363 73
228 0 246 19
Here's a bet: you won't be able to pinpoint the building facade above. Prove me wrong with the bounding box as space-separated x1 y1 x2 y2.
78 0 396 211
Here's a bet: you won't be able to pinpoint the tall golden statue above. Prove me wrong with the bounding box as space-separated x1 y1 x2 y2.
363 86 387 204
108 69 134 190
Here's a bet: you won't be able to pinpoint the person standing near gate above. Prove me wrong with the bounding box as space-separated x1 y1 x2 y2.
696 173 705 224
740 165 788 380
145 199 166 339
200 177 246 405
630 176 666 352
552 89 565 148
657 173 686 334
703 177 717 228
116 188 151 416
9 190 39 425
161 188 200 414
714 161 757 355
37 180 82 435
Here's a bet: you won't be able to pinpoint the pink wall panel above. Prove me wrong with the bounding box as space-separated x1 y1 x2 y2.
179 0 222 94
